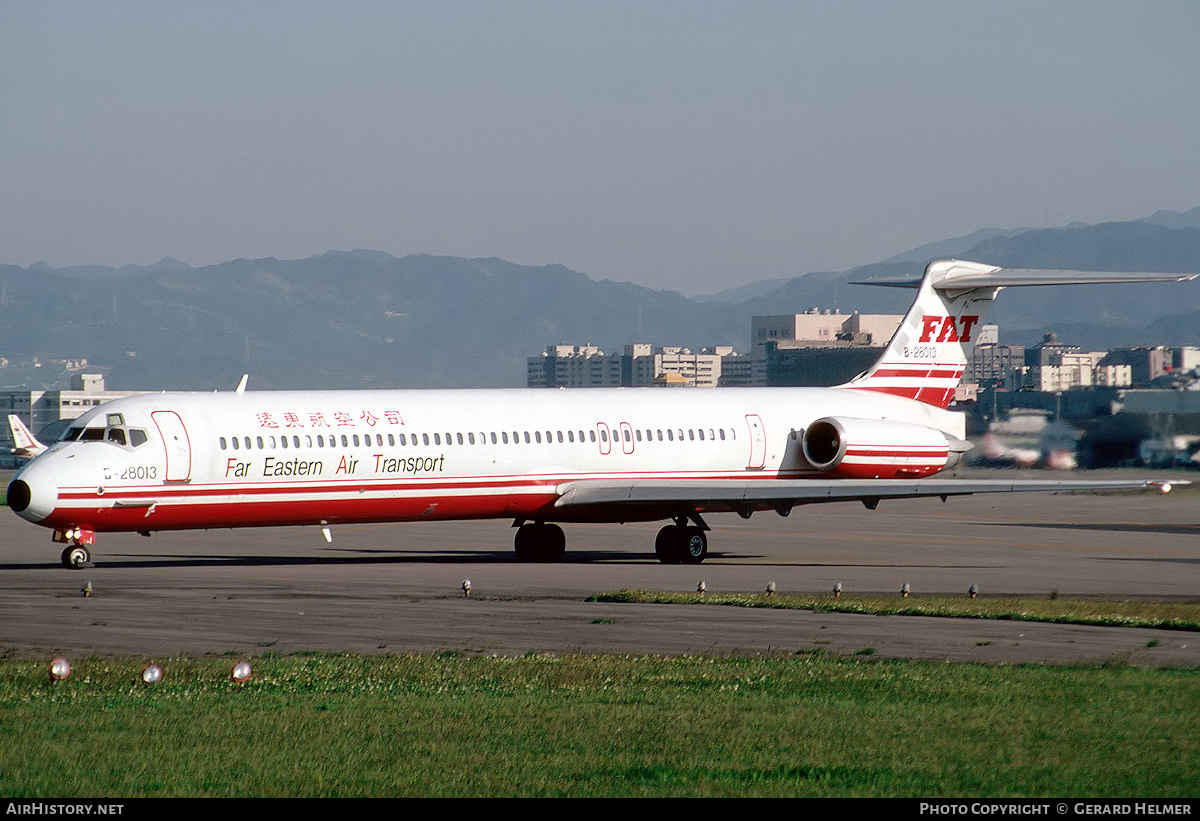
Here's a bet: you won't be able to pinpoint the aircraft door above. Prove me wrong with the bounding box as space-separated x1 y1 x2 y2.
745 414 766 470
619 422 634 455
596 422 611 455
152 410 192 482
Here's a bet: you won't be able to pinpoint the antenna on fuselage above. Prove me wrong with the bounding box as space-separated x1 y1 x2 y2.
235 374 248 395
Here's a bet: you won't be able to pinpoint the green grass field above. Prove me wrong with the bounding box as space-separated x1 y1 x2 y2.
1 651 1197 797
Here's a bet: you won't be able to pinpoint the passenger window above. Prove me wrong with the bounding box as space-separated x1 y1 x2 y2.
243 437 251 450
219 437 227 450
502 432 509 444
282 436 289 449
257 436 264 449
296 436 303 448
232 437 239 450
535 431 542 443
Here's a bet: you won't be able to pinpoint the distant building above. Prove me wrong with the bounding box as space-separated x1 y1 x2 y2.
762 340 884 387
1101 346 1176 386
528 345 746 388
1024 334 1130 392
751 310 902 385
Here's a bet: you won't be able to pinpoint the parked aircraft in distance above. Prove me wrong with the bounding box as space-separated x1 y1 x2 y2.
7 415 47 461
7 260 1194 568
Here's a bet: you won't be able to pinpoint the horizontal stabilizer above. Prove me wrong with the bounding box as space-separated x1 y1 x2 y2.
853 259 1199 290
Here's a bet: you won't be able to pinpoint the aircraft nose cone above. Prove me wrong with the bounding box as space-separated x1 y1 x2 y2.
7 462 58 523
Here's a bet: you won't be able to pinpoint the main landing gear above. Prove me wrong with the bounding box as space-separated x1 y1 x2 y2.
512 514 710 564
513 521 566 562
654 517 708 565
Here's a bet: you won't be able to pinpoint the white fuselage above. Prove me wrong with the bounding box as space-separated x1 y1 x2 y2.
9 385 965 533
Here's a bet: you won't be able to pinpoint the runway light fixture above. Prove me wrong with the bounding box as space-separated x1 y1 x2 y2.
141 664 163 685
696 580 706 596
462 579 471 597
766 581 776 596
901 583 910 598
81 581 92 598
49 657 70 683
231 661 252 683
969 583 979 599
833 582 842 598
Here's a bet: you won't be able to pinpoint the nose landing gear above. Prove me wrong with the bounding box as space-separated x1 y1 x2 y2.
53 528 96 569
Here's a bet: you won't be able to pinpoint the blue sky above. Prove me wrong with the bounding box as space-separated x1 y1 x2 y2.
3 1 1198 293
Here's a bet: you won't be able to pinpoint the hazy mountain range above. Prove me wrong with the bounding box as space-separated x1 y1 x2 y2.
4 207 1200 391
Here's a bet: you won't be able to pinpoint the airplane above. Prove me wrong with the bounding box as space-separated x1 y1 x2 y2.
6 259 1195 569
7 415 48 461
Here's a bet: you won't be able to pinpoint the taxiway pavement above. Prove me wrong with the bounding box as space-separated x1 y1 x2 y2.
1 481 1197 666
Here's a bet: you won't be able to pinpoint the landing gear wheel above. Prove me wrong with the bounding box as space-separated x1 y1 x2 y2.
514 522 566 562
679 527 708 564
655 525 708 564
61 545 92 569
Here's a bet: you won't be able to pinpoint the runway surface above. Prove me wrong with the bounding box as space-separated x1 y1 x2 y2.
1 478 1197 666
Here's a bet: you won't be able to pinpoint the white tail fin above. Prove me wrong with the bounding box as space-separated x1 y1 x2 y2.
839 259 1197 409
8 415 47 460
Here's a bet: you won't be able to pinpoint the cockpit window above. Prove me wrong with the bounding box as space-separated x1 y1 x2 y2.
61 423 148 448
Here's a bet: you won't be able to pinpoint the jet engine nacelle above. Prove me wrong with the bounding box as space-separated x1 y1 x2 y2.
801 416 965 479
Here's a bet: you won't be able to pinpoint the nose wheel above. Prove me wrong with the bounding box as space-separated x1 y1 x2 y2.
61 544 94 569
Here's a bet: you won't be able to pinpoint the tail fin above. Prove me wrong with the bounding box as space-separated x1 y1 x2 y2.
8 415 47 459
839 259 1197 409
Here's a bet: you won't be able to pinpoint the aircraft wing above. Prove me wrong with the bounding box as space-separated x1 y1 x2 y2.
553 477 1172 514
